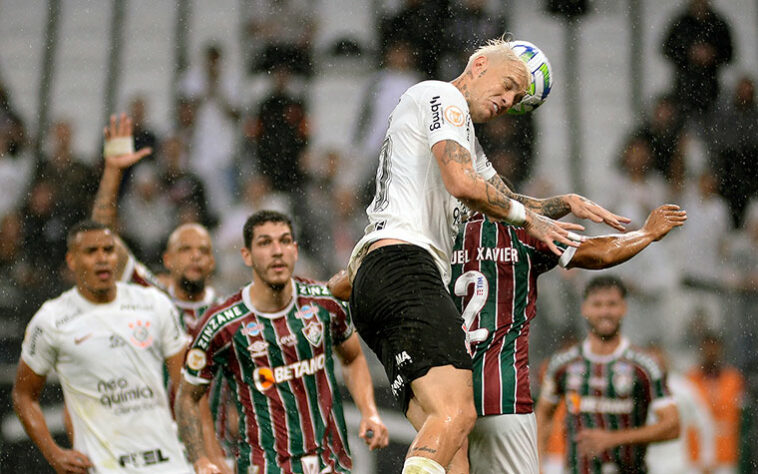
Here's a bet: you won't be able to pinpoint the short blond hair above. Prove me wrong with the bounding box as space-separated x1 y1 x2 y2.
467 38 530 87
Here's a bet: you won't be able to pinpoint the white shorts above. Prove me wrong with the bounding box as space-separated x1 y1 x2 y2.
468 413 539 474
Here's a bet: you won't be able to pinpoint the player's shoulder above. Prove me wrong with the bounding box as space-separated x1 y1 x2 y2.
191 290 247 344
30 287 80 327
203 289 246 321
116 281 173 307
293 276 349 309
406 80 464 102
624 345 665 380
546 344 582 373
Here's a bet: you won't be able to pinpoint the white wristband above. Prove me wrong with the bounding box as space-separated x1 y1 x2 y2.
506 199 526 225
103 137 134 158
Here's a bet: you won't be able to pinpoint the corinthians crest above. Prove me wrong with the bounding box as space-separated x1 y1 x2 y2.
128 320 154 349
301 320 324 347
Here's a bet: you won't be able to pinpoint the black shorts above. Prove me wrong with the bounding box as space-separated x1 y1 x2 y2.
349 244 472 412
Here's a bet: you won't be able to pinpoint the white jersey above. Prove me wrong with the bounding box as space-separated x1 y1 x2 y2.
349 80 496 285
21 283 191 474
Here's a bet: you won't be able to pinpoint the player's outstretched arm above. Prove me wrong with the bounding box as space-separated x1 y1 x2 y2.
12 361 93 474
175 380 223 474
487 174 631 231
575 404 680 457
432 140 584 255
327 269 351 301
335 334 389 451
568 205 687 270
92 113 152 278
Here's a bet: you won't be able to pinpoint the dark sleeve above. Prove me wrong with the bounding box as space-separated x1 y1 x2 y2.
662 17 689 67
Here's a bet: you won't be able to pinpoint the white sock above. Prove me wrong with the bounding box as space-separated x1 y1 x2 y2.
402 456 445 474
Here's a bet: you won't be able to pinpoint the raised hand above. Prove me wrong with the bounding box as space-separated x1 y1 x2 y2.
523 210 585 256
564 194 631 232
642 204 687 241
103 113 152 169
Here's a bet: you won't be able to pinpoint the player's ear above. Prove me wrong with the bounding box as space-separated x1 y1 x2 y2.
65 250 76 273
472 55 488 75
240 246 253 268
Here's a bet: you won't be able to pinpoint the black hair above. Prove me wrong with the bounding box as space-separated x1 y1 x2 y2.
67 220 110 250
583 275 627 299
243 210 294 249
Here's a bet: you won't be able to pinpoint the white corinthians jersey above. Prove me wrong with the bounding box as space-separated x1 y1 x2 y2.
349 80 496 285
21 283 191 473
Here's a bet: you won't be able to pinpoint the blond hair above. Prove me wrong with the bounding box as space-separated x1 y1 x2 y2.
467 38 530 87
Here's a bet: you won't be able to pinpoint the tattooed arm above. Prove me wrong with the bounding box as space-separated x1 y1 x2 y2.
487 174 630 231
175 380 223 474
432 139 582 255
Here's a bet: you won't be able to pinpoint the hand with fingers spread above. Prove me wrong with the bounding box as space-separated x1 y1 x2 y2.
49 448 93 474
359 414 389 451
103 113 153 169
524 210 585 256
564 194 631 232
641 204 687 241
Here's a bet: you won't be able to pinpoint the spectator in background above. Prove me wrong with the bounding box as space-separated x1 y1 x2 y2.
662 0 733 115
121 164 176 266
350 40 422 205
687 333 744 474
129 95 160 155
252 64 308 207
34 120 97 228
246 0 316 77
0 123 33 219
379 0 449 78
19 180 68 275
636 95 686 186
158 136 216 229
180 43 241 215
438 0 508 79
477 114 535 188
646 343 716 474
706 75 758 227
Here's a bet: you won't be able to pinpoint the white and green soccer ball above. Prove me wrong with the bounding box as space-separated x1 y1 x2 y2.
507 40 553 115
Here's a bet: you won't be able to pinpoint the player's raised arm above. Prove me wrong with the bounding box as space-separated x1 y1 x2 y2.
431 139 584 255
335 333 389 451
487 174 631 231
567 204 687 270
92 113 152 277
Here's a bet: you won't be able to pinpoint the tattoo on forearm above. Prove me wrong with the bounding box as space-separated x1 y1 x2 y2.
176 398 205 463
537 196 571 219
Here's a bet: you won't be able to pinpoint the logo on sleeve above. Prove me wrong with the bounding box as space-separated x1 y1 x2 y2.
444 105 465 127
429 96 442 131
186 348 207 371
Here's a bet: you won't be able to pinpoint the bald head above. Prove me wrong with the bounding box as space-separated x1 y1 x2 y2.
163 223 215 298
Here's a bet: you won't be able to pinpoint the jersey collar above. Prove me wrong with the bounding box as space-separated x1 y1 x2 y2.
241 279 296 319
581 336 630 364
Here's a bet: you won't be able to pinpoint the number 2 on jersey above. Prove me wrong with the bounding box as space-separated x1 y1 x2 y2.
453 270 490 354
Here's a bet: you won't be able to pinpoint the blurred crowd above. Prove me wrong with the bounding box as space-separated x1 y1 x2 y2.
0 0 756 471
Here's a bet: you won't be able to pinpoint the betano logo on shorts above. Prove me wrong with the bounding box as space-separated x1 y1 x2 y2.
253 354 326 392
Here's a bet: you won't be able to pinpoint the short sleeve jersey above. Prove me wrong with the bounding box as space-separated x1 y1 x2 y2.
449 215 575 416
541 338 674 474
183 277 355 474
348 80 496 285
21 283 191 473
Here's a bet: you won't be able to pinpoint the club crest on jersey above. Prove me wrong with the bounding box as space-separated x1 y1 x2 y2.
444 105 465 127
248 340 270 358
241 322 264 336
295 304 319 320
302 320 324 347
612 362 634 396
128 320 153 349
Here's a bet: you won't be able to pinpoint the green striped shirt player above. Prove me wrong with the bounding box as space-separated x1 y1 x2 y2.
540 338 673 473
450 213 575 416
183 276 356 473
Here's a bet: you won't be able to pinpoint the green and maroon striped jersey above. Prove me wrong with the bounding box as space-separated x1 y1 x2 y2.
450 214 574 416
184 276 355 474
541 338 674 474
122 255 237 456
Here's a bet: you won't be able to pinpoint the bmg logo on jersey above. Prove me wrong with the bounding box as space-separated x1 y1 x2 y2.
429 95 442 130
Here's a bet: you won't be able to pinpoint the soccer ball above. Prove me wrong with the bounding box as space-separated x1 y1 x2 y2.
507 40 553 115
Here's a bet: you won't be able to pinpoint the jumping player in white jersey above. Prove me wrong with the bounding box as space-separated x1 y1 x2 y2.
345 37 630 474
13 220 192 473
